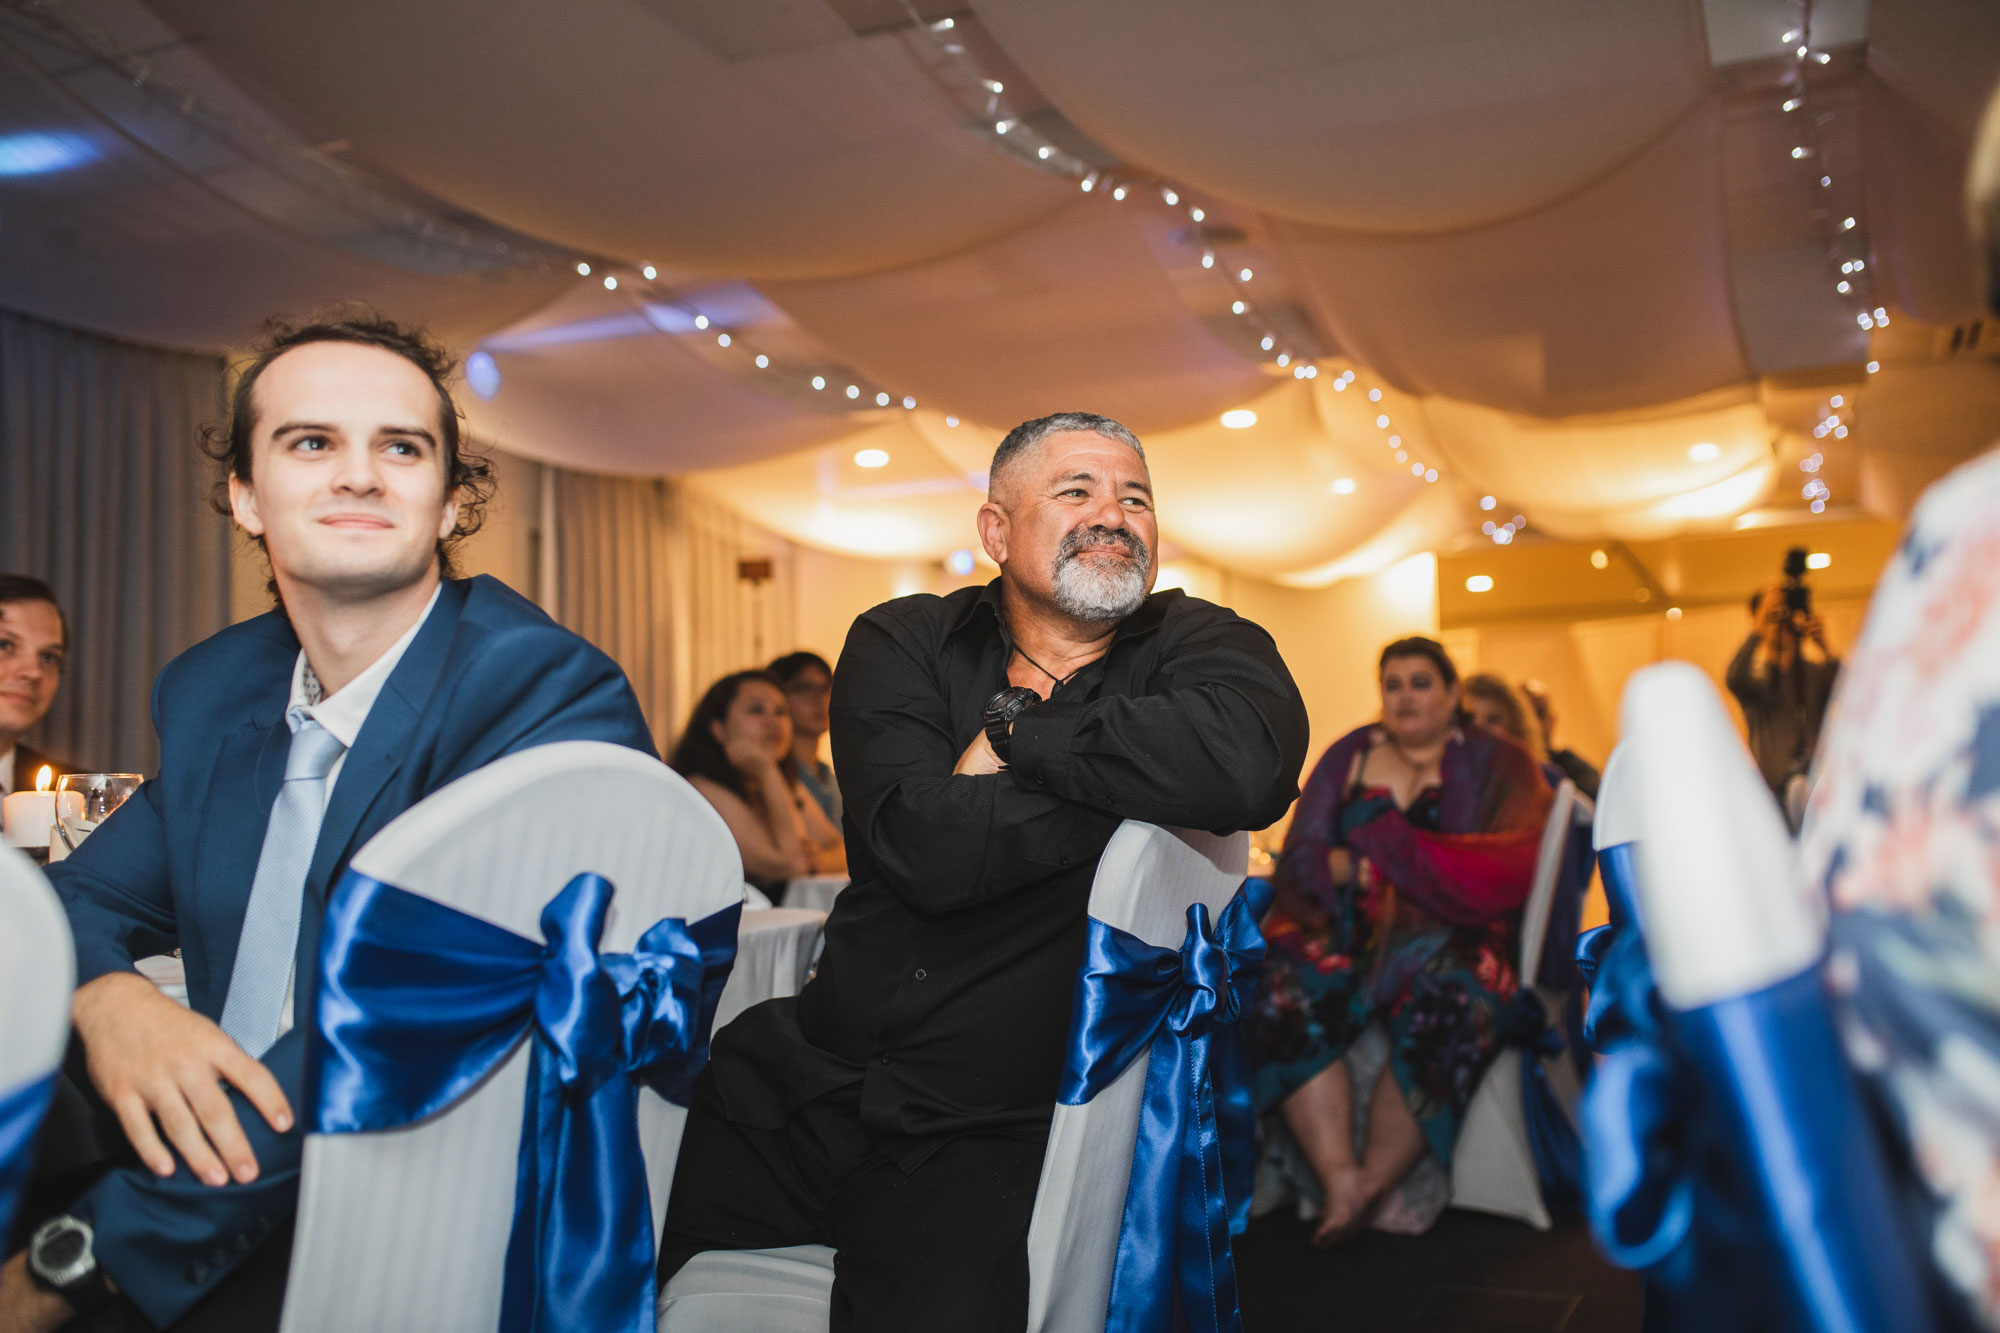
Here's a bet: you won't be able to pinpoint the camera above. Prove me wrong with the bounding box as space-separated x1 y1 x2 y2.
1781 546 1812 619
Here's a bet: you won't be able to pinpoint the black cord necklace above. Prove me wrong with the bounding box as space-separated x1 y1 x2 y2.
1013 643 1082 691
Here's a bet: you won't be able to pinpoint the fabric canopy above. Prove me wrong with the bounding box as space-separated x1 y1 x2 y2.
2 0 1997 581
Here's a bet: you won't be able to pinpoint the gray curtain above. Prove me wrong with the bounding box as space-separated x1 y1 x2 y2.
544 469 794 751
0 307 232 773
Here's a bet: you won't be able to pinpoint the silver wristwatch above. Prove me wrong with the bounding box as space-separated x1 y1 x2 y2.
27 1215 112 1315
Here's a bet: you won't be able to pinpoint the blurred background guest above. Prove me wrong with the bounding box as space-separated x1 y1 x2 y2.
669 669 843 898
1253 637 1552 1246
1797 80 2000 1331
0 575 71 794
1727 576 1841 813
1464 672 1551 771
1521 679 1600 800
768 650 841 826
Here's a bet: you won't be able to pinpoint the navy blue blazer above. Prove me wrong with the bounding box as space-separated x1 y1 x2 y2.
51 575 657 1024
43 577 656 1325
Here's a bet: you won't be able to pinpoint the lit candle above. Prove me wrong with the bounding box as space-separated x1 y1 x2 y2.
4 766 66 849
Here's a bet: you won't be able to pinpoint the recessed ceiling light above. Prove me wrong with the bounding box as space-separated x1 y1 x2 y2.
1590 549 1610 569
1806 552 1831 570
1689 442 1721 462
854 448 890 468
1220 409 1257 429
1331 478 1356 495
1465 575 1494 593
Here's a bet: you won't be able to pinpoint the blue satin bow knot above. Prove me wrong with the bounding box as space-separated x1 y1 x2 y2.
1059 876 1273 1333
311 870 739 1333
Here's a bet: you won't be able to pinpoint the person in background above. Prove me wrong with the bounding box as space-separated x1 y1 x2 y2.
1797 79 2000 1330
768 650 841 827
1463 672 1550 767
1521 679 1600 800
669 669 843 898
0 575 71 794
1727 583 1840 810
1252 637 1551 1246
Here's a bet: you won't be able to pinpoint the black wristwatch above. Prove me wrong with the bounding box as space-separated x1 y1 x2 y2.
982 686 1042 765
27 1215 114 1317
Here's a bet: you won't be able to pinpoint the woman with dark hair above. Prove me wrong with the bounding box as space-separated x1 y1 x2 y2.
1251 636 1552 1245
669 670 842 894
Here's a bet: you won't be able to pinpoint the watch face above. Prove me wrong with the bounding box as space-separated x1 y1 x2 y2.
41 1230 85 1269
30 1216 95 1289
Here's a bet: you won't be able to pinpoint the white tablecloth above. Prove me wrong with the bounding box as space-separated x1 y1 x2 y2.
713 907 827 1031
783 875 848 915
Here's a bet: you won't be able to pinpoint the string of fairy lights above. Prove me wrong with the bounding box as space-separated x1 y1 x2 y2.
1786 0 1880 515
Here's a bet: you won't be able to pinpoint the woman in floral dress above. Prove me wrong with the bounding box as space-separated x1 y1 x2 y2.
1252 637 1552 1244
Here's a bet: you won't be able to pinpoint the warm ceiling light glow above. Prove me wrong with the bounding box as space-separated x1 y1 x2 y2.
1666 607 1683 621
1806 552 1832 570
1479 495 1496 511
1331 477 1356 495
853 449 890 468
1688 442 1720 462
1590 549 1610 569
1465 575 1494 593
1220 409 1257 429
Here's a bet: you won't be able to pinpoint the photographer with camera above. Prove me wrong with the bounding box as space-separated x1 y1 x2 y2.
1725 547 1841 823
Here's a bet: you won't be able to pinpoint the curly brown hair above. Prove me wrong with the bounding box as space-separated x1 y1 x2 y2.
202 309 495 596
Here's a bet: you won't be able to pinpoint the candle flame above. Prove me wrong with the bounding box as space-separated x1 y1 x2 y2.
35 766 52 793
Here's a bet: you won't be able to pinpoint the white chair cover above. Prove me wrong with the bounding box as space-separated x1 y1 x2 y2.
782 875 847 915
279 742 743 1333
1449 779 1590 1229
1619 663 1823 1007
0 841 74 1106
713 908 827 1032
1593 741 1639 854
659 822 1250 1333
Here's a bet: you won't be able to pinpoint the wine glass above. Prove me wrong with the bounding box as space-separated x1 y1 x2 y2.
54 773 143 852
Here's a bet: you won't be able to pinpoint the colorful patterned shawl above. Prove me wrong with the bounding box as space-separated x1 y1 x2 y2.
1275 723 1552 929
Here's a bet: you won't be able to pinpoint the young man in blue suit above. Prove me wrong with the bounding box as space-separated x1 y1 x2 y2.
0 314 655 1332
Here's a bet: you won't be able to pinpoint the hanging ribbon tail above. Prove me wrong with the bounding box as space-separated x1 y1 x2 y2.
1066 880 1267 1333
311 870 739 1333
0 1072 57 1237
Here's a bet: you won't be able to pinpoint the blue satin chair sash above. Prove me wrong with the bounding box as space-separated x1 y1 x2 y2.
0 1072 57 1237
1505 990 1583 1214
1057 876 1272 1333
1576 846 1932 1332
309 870 739 1333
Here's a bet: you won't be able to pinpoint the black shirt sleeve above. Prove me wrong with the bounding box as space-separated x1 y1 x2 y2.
831 610 1122 917
1008 610 1308 834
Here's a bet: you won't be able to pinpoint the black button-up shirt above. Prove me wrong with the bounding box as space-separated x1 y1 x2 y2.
706 580 1309 1167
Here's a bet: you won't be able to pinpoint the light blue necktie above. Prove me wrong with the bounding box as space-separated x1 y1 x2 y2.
219 707 346 1057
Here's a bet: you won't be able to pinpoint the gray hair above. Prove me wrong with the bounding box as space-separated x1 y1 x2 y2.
989 412 1146 498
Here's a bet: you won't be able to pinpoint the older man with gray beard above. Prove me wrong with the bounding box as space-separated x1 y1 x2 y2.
659 411 1309 1329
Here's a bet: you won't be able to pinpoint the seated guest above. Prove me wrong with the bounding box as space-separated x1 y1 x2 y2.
1520 679 1600 800
659 411 1309 1326
1463 671 1550 768
669 669 844 895
768 650 842 826
1798 84 2000 1330
0 313 653 1332
1252 638 1551 1246
0 575 71 793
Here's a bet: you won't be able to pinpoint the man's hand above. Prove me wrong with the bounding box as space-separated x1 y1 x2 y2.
0 1253 72 1333
953 730 1005 776
71 973 293 1187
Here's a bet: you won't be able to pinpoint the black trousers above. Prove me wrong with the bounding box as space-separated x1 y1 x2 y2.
658 1071 1045 1332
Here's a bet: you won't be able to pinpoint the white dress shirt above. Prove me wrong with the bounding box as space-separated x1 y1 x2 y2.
271 585 440 1035
0 746 14 797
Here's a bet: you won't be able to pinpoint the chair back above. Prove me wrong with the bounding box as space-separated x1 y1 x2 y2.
1024 821 1249 1333
1518 779 1584 983
0 845 74 1235
280 742 743 1333
1621 664 1821 1007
